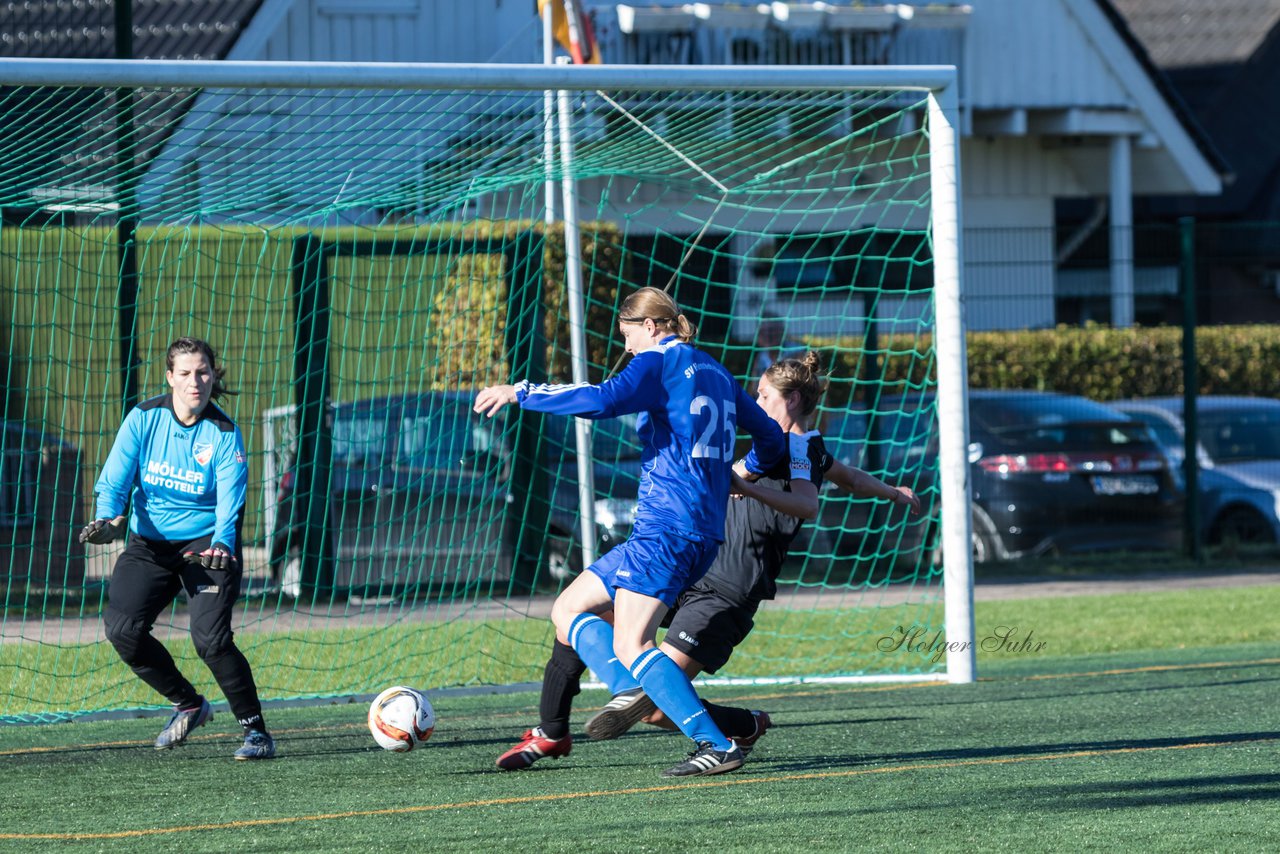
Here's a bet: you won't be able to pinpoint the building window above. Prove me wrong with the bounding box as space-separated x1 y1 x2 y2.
767 230 933 294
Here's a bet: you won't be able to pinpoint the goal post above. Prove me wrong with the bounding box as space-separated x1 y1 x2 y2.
927 79 975 685
0 58 973 723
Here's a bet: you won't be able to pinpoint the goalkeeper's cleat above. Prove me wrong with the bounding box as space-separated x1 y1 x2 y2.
661 740 744 778
234 729 276 760
154 697 212 750
735 710 772 756
495 727 572 770
584 688 657 741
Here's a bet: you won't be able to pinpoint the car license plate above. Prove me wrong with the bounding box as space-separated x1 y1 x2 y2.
1091 475 1158 496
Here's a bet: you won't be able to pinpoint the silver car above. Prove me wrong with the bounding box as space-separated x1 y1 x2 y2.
1113 396 1280 545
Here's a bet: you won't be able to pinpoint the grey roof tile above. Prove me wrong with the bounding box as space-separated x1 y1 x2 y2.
0 0 261 59
0 1 263 211
1110 0 1280 68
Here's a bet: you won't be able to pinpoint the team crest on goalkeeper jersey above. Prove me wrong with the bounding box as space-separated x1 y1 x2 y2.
193 442 214 465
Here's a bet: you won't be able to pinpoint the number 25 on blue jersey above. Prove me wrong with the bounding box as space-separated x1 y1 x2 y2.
690 395 737 461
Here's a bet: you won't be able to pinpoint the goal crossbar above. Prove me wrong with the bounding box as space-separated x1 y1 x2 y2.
0 57 957 93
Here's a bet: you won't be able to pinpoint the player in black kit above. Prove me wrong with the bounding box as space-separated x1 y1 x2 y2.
496 351 921 769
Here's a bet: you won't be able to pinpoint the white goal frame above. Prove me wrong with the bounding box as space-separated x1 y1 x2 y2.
0 57 975 684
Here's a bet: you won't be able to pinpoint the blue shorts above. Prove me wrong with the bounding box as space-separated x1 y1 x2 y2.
588 526 720 608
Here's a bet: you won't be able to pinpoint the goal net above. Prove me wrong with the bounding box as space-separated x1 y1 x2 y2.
0 60 969 722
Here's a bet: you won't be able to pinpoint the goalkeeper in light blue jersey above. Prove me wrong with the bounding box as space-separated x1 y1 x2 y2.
475 287 787 777
83 337 273 760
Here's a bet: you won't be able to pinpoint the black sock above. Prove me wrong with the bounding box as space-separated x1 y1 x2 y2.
238 713 268 735
538 640 586 740
703 701 755 740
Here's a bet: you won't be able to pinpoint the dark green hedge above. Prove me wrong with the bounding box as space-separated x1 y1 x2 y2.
815 324 1280 411
540 221 628 384
507 224 1280 411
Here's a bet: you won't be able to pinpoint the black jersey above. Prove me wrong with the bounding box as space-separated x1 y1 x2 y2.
692 431 831 607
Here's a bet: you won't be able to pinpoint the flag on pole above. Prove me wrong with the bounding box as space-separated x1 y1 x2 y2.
538 0 601 64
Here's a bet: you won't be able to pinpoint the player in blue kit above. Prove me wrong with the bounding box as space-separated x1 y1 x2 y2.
475 287 788 777
82 337 274 760
493 352 921 771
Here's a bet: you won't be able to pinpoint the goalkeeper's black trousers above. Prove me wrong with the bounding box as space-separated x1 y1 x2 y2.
103 534 266 731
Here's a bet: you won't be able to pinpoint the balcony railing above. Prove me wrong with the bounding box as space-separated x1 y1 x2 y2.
588 2 970 70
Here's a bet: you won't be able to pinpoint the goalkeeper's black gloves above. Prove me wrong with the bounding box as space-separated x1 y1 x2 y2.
183 542 236 571
79 518 126 545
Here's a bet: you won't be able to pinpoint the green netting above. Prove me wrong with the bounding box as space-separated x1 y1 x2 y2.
0 71 947 722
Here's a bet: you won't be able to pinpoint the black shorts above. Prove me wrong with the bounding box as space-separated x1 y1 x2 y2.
661 587 759 674
107 533 245 647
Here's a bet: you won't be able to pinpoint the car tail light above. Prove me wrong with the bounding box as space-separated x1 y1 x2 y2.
976 451 1166 474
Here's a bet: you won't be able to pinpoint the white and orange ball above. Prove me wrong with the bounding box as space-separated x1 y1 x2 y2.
368 686 435 752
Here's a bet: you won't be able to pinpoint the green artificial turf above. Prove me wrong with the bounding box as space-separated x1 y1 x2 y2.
1 643 1276 852
4 583 1279 717
0 584 1277 851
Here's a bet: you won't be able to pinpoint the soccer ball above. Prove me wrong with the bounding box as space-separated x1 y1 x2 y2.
368 686 435 752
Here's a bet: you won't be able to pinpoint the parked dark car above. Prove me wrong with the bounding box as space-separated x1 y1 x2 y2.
269 396 641 593
0 420 85 588
813 390 1184 570
1113 396 1280 545
541 413 641 581
269 393 514 595
803 408 933 576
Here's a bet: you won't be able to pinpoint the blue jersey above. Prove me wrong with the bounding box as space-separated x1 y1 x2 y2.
515 337 787 541
93 395 249 549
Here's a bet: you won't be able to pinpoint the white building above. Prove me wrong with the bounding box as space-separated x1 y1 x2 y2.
8 0 1226 332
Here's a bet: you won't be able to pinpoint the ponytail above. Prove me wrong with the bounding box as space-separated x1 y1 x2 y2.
763 350 826 416
619 287 697 343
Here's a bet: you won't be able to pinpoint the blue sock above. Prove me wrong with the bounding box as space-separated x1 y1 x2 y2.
631 648 731 751
566 614 639 695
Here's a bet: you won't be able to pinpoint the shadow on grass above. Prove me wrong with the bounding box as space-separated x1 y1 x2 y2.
760 730 1280 775
1033 773 1280 807
971 546 1280 580
915 672 1280 710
